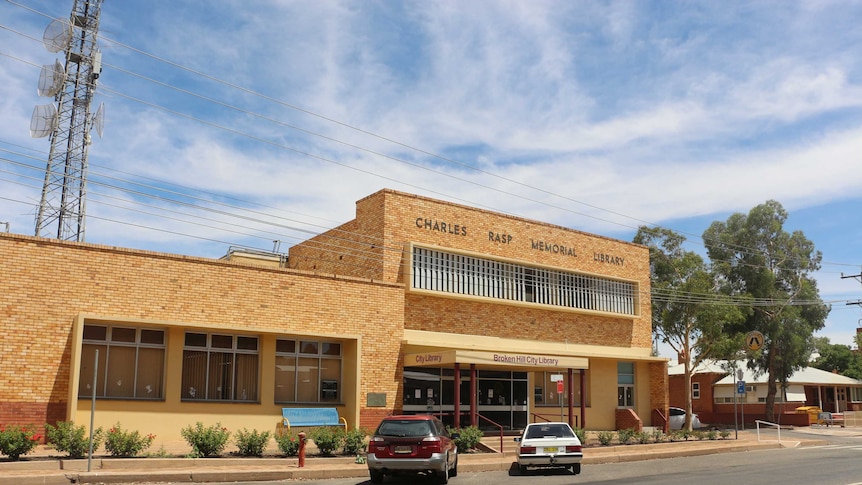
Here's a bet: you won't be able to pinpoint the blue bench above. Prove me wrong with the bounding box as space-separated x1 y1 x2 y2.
279 407 347 434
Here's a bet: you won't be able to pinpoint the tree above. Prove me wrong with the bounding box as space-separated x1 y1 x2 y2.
811 337 862 379
703 200 830 421
634 226 745 430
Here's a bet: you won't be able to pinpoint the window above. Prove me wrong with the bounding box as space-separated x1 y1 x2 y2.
852 387 862 402
275 339 342 403
692 382 700 400
182 332 259 402
79 324 165 400
412 247 636 316
617 362 634 408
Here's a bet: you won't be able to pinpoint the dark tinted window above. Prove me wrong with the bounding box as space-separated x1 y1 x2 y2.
377 419 434 437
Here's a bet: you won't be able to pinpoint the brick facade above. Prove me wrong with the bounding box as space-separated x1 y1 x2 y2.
1 189 669 441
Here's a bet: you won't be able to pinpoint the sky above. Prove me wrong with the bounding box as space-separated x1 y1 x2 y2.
1 1 861 356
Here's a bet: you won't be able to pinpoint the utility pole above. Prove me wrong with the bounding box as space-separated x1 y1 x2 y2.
842 269 862 308
842 270 862 350
31 0 105 242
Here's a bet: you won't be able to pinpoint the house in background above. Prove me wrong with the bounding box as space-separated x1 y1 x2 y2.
669 359 862 427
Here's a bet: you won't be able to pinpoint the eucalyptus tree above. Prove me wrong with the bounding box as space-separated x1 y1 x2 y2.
703 200 829 421
634 226 745 430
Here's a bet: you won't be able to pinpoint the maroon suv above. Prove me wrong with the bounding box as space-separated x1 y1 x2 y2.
366 414 459 484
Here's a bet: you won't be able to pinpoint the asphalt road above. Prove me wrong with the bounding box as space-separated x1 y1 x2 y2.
201 429 862 485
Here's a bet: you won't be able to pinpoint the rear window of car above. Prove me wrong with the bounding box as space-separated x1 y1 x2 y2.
525 424 574 439
377 420 433 437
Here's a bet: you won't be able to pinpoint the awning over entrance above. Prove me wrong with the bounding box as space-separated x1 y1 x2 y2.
404 349 588 370
402 329 666 366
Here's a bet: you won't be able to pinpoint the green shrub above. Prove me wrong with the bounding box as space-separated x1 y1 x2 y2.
181 422 230 458
310 427 345 456
617 428 635 445
691 430 706 441
597 430 615 446
719 429 732 440
635 431 650 444
343 428 368 455
45 421 104 459
0 425 41 460
571 426 587 444
448 425 483 453
104 423 155 457
233 428 271 457
275 429 301 456
651 429 665 443
706 429 718 440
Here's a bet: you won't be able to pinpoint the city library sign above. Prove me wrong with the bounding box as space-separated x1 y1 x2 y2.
404 350 589 370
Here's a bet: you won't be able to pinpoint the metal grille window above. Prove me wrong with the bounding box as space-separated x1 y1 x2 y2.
274 339 342 404
79 324 165 400
412 247 636 315
181 332 259 402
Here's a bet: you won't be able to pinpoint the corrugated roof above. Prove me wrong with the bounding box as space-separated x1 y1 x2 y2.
669 359 862 386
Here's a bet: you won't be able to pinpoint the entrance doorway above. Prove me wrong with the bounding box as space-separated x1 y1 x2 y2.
403 367 528 430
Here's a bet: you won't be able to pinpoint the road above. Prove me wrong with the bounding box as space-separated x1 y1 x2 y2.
189 429 862 485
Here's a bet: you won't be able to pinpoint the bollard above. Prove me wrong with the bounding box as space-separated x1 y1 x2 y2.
298 432 307 468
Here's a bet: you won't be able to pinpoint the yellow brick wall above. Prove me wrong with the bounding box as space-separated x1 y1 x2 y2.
0 233 404 438
292 189 652 350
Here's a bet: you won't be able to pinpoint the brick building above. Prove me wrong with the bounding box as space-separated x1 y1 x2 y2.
0 189 669 442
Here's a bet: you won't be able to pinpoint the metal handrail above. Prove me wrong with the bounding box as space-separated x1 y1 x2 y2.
433 411 505 453
530 412 578 428
474 414 505 453
755 419 781 443
653 408 668 433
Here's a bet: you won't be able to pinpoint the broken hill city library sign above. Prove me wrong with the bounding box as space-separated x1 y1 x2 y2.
404 350 589 370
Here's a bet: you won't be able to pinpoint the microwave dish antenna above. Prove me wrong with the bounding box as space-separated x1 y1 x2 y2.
92 102 105 138
30 104 58 138
37 60 66 97
43 19 72 53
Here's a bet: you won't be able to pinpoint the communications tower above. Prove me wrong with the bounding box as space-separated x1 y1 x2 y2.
31 0 105 241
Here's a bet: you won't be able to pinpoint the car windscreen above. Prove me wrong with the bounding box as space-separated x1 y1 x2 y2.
377 420 433 437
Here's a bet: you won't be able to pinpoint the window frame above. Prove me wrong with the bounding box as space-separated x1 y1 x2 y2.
274 338 343 404
181 332 260 403
79 324 166 400
617 362 635 408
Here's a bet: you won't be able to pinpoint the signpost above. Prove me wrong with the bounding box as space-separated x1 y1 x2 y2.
737 369 745 432
551 374 564 421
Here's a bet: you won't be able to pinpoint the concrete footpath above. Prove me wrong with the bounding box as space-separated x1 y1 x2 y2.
0 429 832 485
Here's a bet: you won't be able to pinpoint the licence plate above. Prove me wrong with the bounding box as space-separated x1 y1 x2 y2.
394 446 412 454
543 447 558 453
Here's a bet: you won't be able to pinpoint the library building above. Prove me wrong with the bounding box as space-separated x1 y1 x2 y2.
0 189 669 442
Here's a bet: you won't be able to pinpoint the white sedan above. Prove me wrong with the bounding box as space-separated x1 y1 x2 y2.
514 422 583 475
668 407 703 430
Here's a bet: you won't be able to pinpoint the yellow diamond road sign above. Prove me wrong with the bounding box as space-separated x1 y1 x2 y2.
746 331 764 351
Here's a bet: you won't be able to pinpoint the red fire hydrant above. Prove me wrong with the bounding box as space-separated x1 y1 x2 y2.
298 432 307 468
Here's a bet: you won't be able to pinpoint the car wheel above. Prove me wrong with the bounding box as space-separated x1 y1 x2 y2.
369 469 384 484
438 456 449 484
571 463 581 475
450 453 458 477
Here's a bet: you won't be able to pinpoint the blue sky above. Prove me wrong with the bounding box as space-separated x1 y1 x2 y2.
1 1 861 355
